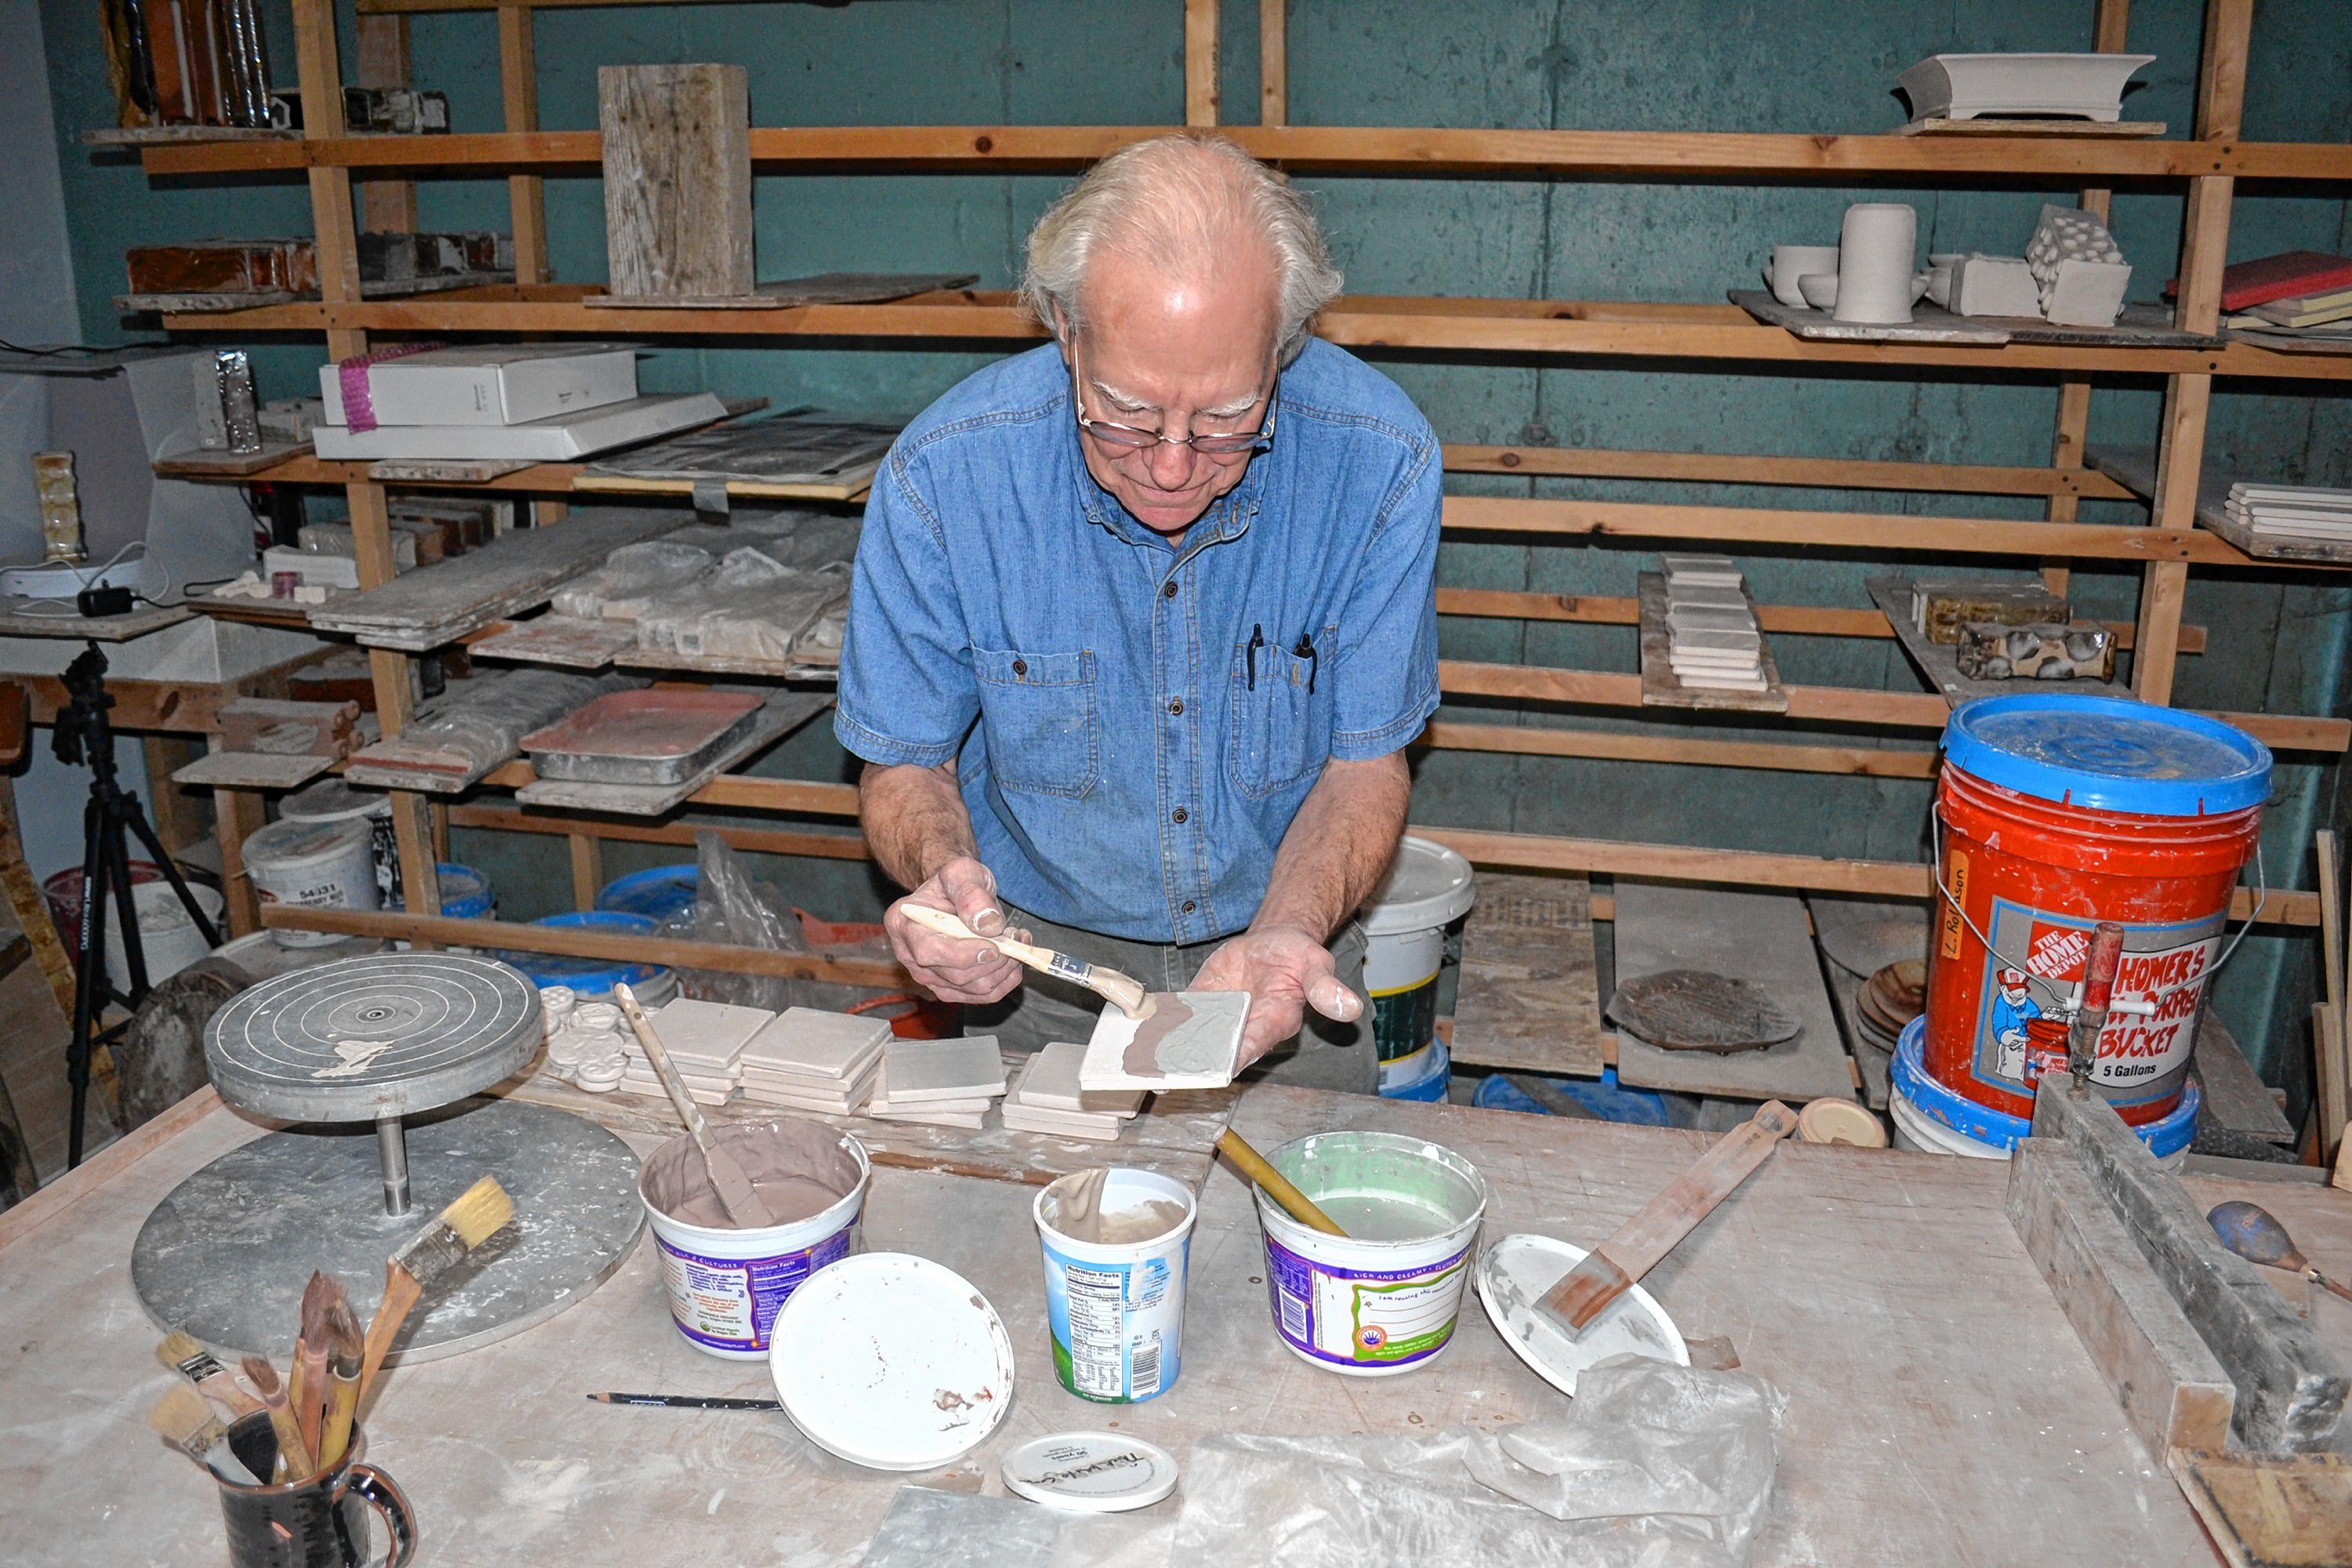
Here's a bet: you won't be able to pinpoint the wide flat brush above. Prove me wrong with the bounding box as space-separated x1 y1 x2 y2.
614 982 772 1226
241 1354 313 1483
154 1330 263 1419
358 1174 515 1408
898 904 1152 1019
147 1383 260 1484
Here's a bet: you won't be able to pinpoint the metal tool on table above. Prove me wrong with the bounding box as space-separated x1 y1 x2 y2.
900 903 1152 1019
614 981 774 1227
2209 1201 2352 1306
132 953 642 1363
1534 1100 1798 1337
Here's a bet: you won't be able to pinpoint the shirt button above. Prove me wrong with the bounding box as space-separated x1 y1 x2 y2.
1181 900 1196 914
1011 659 1027 677
1162 580 1178 599
1171 808 1188 824
1167 698 1183 716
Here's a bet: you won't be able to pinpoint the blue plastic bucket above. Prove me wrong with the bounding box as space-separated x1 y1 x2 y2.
1891 1017 2199 1163
399 862 492 920
495 909 676 1004
1380 1040 1451 1102
597 865 700 924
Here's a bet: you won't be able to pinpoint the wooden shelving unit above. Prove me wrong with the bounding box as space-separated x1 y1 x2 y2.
132 0 2346 964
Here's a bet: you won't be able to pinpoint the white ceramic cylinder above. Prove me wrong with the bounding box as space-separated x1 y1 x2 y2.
1835 203 1919 324
1768 244 1842 307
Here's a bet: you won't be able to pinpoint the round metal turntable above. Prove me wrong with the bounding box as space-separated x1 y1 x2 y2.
134 954 644 1362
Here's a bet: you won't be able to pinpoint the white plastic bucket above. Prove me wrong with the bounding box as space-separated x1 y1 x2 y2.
1359 836 1475 1092
638 1119 870 1360
280 778 399 901
1253 1130 1487 1377
103 880 226 993
243 815 380 947
1892 1080 2190 1170
1033 1168 1197 1404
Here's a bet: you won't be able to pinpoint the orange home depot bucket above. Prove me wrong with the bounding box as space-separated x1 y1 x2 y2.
1927 695 2270 1126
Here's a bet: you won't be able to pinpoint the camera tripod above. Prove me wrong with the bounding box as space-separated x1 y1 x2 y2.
55 644 220 1167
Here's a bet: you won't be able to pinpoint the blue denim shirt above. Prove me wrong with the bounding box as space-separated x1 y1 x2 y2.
834 339 1440 944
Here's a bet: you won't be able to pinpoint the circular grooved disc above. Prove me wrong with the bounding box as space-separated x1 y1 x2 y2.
205 953 542 1121
133 1098 643 1363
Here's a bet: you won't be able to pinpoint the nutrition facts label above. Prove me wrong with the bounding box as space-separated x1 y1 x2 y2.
1063 1262 1130 1398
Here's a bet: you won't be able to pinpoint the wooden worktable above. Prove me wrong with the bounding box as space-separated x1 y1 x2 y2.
4 1083 2347 1564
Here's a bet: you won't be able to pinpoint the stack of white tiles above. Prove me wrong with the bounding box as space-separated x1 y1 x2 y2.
1661 553 1766 693
737 1007 892 1113
2225 482 2352 546
618 997 768 1105
866 1036 1009 1130
1000 1041 1145 1142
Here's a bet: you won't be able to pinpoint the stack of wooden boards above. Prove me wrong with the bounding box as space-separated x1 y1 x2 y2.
120 233 514 312
2214 249 2352 347
1660 554 1766 693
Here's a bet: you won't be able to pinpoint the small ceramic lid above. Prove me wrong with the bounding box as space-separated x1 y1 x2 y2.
1796 1097 1888 1149
1001 1432 1178 1513
768 1253 1016 1472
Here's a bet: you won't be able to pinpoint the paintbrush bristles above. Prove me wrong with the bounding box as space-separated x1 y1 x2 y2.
155 1330 223 1381
239 1355 282 1400
389 1175 514 1287
147 1383 226 1453
325 1301 363 1367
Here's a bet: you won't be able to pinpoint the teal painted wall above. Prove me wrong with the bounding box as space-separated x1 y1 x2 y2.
35 0 2352 1098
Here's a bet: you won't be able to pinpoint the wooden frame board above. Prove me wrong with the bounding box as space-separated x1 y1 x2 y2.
583 271 977 309
2089 443 2352 566
170 750 334 789
153 440 314 477
1443 871 1606 1077
1635 572 1788 714
0 602 193 641
1898 117 2166 137
469 614 639 668
1609 880 1858 1103
1864 575 2125 706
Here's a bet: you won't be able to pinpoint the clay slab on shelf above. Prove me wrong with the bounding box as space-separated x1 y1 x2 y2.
876 1036 1008 1105
1080 991 1250 1092
1017 1042 1145 1116
523 688 765 785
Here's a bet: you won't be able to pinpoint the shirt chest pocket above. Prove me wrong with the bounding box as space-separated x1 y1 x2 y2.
975 647 1098 799
1229 626 1337 800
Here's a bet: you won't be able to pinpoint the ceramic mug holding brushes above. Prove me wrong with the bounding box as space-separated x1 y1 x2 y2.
1834 203 1921 325
216 1414 415 1568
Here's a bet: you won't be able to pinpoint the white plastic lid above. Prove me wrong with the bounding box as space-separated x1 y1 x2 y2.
1002 1432 1178 1513
768 1253 1015 1472
281 778 393 822
242 814 372 869
1357 835 1475 935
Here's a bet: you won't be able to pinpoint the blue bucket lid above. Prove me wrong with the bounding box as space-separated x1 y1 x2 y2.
494 909 666 990
1943 694 2270 817
597 864 699 922
1891 1017 2200 1158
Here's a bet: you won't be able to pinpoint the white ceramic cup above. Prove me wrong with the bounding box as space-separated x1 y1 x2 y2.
1835 203 1918 325
1767 244 1842 308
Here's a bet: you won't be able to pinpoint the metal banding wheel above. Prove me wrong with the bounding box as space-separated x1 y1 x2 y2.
207 953 543 1216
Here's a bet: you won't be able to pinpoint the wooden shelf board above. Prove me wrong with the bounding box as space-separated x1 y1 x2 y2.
153 440 314 477
1863 575 2126 707
1445 872 1607 1076
2089 445 2352 567
152 288 2352 379
135 123 2352 183
1442 445 2138 500
1897 118 2166 138
1635 571 1788 713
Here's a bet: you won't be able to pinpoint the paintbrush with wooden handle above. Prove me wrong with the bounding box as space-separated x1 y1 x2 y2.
314 1301 364 1475
899 904 1152 1019
241 1354 313 1483
615 982 774 1227
154 1331 263 1420
358 1174 514 1411
292 1272 339 1461
1534 1100 1797 1338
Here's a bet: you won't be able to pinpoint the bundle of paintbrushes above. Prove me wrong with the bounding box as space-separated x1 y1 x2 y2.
145 1175 514 1486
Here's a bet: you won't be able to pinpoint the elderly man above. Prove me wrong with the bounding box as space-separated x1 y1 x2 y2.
833 133 1439 1091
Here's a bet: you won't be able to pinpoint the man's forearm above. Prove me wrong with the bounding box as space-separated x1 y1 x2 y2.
1252 752 1412 942
861 760 978 891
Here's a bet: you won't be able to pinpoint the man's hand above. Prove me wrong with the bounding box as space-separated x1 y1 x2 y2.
884 855 1031 1005
1191 922 1364 1069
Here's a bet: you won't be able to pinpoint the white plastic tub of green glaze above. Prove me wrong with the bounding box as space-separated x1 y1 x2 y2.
1251 1131 1488 1377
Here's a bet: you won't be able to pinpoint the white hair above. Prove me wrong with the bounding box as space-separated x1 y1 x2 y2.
1020 133 1343 365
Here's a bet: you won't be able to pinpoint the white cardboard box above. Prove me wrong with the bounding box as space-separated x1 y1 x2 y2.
313 393 728 461
319 344 640 428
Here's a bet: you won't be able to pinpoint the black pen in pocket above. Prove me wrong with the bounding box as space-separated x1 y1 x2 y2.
1247 623 1265 690
1294 633 1319 694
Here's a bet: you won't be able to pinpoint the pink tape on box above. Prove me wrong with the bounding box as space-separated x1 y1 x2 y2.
336 342 445 434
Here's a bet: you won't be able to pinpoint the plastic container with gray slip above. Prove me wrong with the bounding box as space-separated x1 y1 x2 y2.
521 690 764 785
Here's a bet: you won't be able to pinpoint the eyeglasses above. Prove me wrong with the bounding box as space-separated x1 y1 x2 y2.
1070 352 1276 457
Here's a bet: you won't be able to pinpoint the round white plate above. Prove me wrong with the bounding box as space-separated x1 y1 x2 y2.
768 1253 1016 1471
1475 1233 1688 1397
1002 1431 1179 1513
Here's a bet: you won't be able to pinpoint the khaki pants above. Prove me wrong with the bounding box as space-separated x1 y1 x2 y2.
961 905 1378 1095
